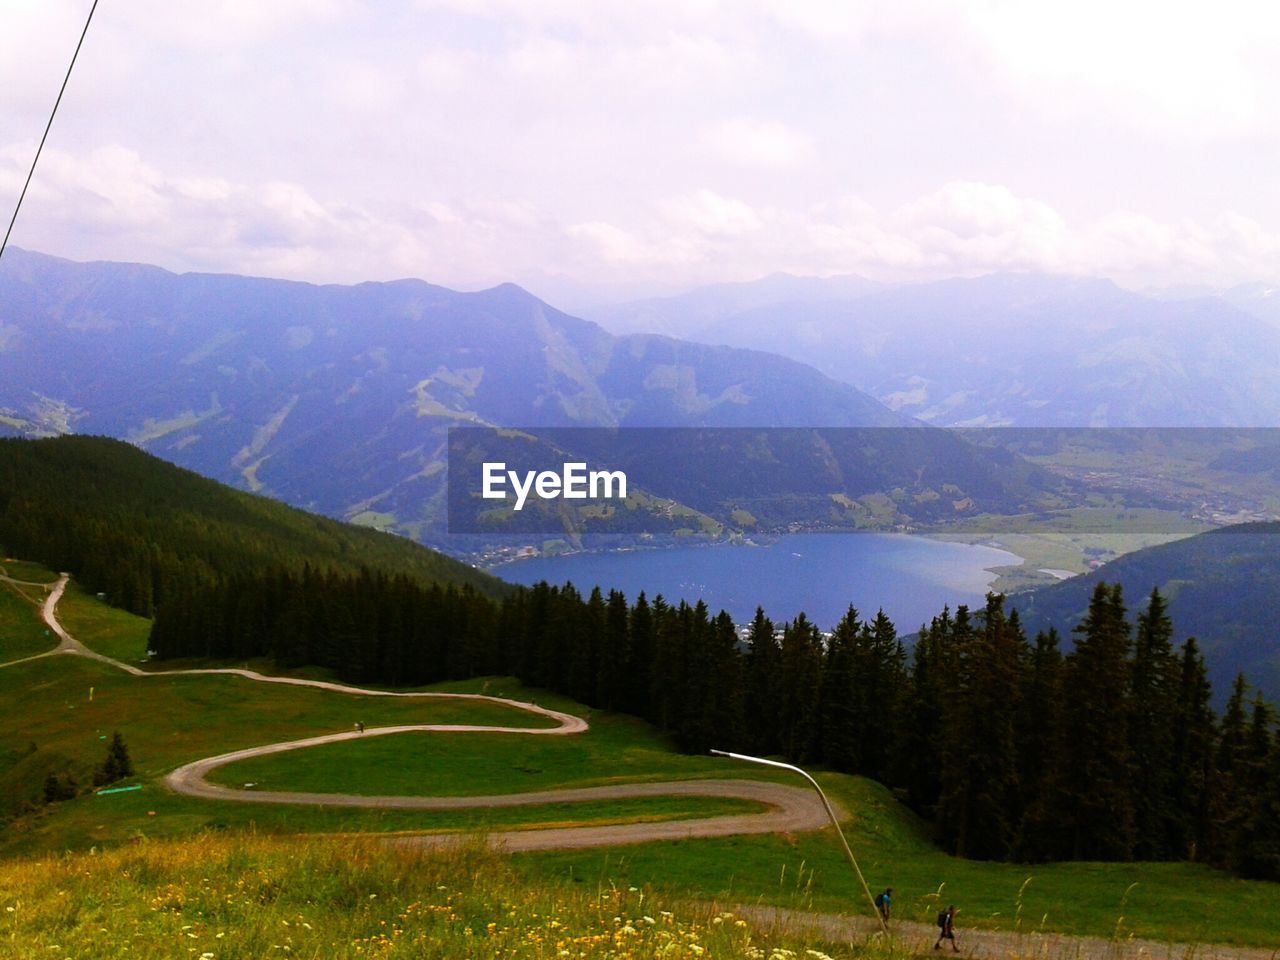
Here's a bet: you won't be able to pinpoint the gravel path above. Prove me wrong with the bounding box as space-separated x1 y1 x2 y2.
31 574 838 854
722 904 1280 960
22 575 1276 958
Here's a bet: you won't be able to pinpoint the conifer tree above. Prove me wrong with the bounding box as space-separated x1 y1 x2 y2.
94 732 134 787
937 594 1024 860
778 613 822 762
899 608 952 812
1128 589 1179 859
1059 583 1135 860
1229 698 1278 878
1169 637 1215 860
1209 674 1251 864
625 592 655 717
818 606 862 772
1015 627 1070 861
742 607 781 756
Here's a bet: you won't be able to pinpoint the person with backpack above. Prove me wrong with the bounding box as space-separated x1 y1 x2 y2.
935 905 959 951
874 887 892 923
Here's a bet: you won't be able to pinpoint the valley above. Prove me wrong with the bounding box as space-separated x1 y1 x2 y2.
1 560 1277 951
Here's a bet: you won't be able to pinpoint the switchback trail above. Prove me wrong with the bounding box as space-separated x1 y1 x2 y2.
31 575 838 853
23 576 1274 959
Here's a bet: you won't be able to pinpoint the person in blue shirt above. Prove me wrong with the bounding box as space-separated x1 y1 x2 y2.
874 887 893 923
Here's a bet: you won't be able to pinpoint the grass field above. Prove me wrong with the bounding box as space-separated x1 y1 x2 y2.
0 584 1275 949
210 715 781 797
0 557 59 583
0 834 860 960
0 578 54 664
55 581 155 664
204 685 1280 947
518 775 1280 947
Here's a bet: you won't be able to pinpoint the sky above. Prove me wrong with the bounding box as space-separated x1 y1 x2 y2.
2 0 1279 303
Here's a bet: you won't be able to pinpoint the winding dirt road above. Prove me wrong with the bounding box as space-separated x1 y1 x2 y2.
7 575 1274 958
23 575 839 853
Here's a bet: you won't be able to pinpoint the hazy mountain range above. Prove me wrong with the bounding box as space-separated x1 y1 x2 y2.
592 272 1280 428
1 248 930 544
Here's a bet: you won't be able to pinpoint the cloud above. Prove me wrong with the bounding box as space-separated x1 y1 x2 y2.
660 190 764 238
4 2 1280 294
8 137 1280 291
958 0 1280 137
703 119 815 169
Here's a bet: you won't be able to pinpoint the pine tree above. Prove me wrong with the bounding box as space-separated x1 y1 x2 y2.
1208 674 1251 865
854 609 907 781
777 613 822 762
899 608 953 812
1168 637 1215 860
936 594 1025 860
624 592 655 717
742 607 780 756
1128 589 1179 859
1059 583 1135 860
1229 698 1279 878
94 731 134 787
817 606 861 772
1014 627 1070 861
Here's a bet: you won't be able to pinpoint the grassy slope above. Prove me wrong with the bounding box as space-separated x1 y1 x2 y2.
207 681 1280 947
0 558 59 583
0 588 753 858
0 835 855 960
0 576 53 663
55 581 153 663
1 589 1275 948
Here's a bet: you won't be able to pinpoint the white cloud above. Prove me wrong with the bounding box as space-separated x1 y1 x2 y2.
958 0 1280 137
704 119 814 169
3 1 1280 294
659 190 764 238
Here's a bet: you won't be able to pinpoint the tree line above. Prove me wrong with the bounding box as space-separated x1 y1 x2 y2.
0 436 501 614
4 438 1274 878
149 569 1280 881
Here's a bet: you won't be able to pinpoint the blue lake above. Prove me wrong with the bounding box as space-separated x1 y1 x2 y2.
493 534 1020 631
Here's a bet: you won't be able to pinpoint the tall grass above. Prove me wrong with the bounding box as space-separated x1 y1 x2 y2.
0 833 905 959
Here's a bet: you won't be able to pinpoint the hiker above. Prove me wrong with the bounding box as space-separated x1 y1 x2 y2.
874 887 892 923
934 905 959 952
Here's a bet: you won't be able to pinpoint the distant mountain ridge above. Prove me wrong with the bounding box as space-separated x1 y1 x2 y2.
1 249 923 545
591 272 1280 427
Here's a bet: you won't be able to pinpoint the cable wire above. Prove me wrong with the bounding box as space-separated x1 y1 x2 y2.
0 0 101 264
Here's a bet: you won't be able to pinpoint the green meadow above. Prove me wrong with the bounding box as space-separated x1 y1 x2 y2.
0 579 1275 948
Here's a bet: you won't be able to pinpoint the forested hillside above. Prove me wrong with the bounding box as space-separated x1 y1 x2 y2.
0 436 503 613
152 566 1280 881
1014 522 1280 704
6 434 1276 880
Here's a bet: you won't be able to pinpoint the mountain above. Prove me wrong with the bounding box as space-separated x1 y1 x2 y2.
3 249 955 546
603 273 1280 427
0 435 504 612
590 272 883 338
1224 282 1280 329
1011 522 1280 705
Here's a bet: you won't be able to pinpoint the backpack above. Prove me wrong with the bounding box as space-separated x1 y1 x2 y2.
937 911 948 929
875 893 886 908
